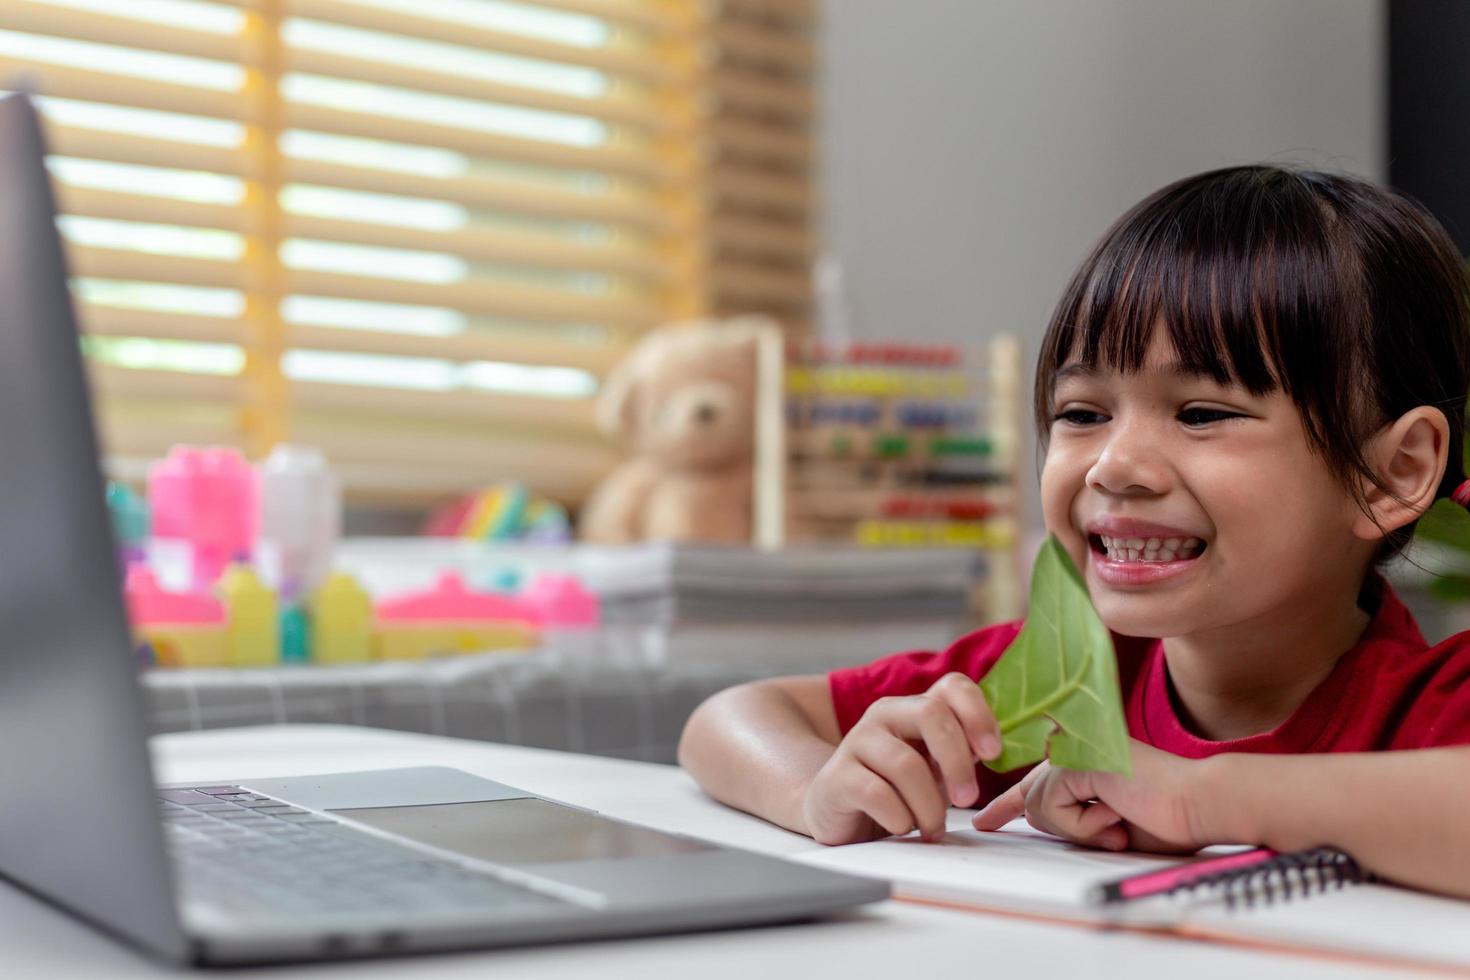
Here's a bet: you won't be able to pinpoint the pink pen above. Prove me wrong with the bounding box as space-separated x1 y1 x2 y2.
1087 848 1277 904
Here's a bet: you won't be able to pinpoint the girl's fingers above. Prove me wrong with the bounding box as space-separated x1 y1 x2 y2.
869 693 980 810
972 762 1047 830
1028 768 1129 851
845 767 916 839
905 698 983 807
851 733 949 839
931 673 1004 760
972 783 1025 830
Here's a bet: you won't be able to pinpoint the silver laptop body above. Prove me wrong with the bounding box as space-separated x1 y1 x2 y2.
0 92 887 966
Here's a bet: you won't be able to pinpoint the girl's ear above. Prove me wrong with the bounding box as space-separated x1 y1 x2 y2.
1353 406 1450 540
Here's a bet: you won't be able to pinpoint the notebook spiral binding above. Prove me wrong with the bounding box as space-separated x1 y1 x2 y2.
1175 847 1373 911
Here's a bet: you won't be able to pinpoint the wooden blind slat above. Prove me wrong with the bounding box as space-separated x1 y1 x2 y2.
282 267 659 328
1 0 245 62
281 212 668 282
710 118 811 168
296 428 615 502
99 414 242 456
711 264 811 309
58 185 244 232
46 123 246 175
709 66 813 119
68 244 244 290
293 379 597 433
530 0 680 35
78 303 625 376
710 20 814 72
88 363 243 402
288 323 623 375
718 0 816 25
46 124 668 231
711 215 813 264
0 57 245 121
309 458 606 506
283 156 667 231
283 102 669 182
284 46 668 132
287 0 673 85
710 168 809 214
80 305 247 345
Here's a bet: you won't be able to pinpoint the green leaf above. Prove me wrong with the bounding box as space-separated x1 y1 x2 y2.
979 535 1132 776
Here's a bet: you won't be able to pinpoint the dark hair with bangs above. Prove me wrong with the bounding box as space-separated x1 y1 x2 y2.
1034 165 1470 564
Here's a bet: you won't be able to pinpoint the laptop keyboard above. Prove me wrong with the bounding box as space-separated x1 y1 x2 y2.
161 786 574 921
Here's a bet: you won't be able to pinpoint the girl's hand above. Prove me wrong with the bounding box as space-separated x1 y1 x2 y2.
971 740 1213 854
801 672 1003 845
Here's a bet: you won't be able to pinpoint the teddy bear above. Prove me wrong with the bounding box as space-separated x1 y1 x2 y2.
579 317 775 545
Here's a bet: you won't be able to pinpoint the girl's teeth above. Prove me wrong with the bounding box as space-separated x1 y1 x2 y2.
1097 533 1201 563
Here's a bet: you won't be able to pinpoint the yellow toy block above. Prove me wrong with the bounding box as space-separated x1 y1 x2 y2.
219 564 280 668
140 626 228 669
309 572 374 664
374 623 536 661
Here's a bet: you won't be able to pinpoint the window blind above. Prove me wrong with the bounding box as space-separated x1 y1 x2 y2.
2 0 816 509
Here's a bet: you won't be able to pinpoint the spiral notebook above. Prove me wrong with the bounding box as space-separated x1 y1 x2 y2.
795 815 1470 974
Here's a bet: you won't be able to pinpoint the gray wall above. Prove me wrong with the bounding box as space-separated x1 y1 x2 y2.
820 0 1384 533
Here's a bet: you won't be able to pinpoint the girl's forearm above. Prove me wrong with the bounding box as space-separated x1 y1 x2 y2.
677 681 838 834
1201 747 1470 897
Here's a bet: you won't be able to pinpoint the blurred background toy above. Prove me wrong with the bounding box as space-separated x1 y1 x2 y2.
580 317 776 545
257 444 342 604
425 482 570 543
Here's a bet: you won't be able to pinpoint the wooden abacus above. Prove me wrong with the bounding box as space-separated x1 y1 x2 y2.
752 334 1024 623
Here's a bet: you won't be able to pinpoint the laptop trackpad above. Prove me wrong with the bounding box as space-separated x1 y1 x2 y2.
335 799 713 865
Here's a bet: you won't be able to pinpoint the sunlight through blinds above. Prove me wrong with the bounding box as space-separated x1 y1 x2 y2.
2 0 815 508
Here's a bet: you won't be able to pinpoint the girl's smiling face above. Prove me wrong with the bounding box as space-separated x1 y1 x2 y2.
1040 328 1373 640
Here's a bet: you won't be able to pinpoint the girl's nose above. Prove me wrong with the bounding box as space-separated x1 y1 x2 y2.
1085 421 1173 497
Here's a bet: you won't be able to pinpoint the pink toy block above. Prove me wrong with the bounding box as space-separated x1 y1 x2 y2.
376 572 533 625
124 566 224 626
148 445 259 592
520 574 599 628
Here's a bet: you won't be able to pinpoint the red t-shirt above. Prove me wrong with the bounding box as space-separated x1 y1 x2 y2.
828 577 1470 804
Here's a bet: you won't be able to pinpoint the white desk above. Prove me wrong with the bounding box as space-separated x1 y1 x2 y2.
3 725 1391 979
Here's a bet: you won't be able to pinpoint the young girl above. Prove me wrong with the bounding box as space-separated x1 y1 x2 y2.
679 165 1470 898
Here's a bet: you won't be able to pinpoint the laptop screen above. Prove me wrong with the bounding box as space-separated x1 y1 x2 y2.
0 93 189 961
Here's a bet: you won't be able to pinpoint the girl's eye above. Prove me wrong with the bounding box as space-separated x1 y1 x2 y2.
1052 408 1107 426
1178 407 1244 427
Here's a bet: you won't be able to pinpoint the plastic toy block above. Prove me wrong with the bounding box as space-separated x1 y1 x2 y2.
520 574 599 629
374 572 537 659
141 628 229 669
465 483 529 539
258 445 341 603
106 481 149 565
374 623 535 660
376 572 533 624
279 605 309 664
125 568 229 668
125 566 223 625
309 572 373 664
874 434 910 458
218 564 280 668
930 435 992 457
147 446 259 592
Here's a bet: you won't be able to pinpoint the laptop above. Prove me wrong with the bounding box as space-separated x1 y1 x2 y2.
0 92 887 966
